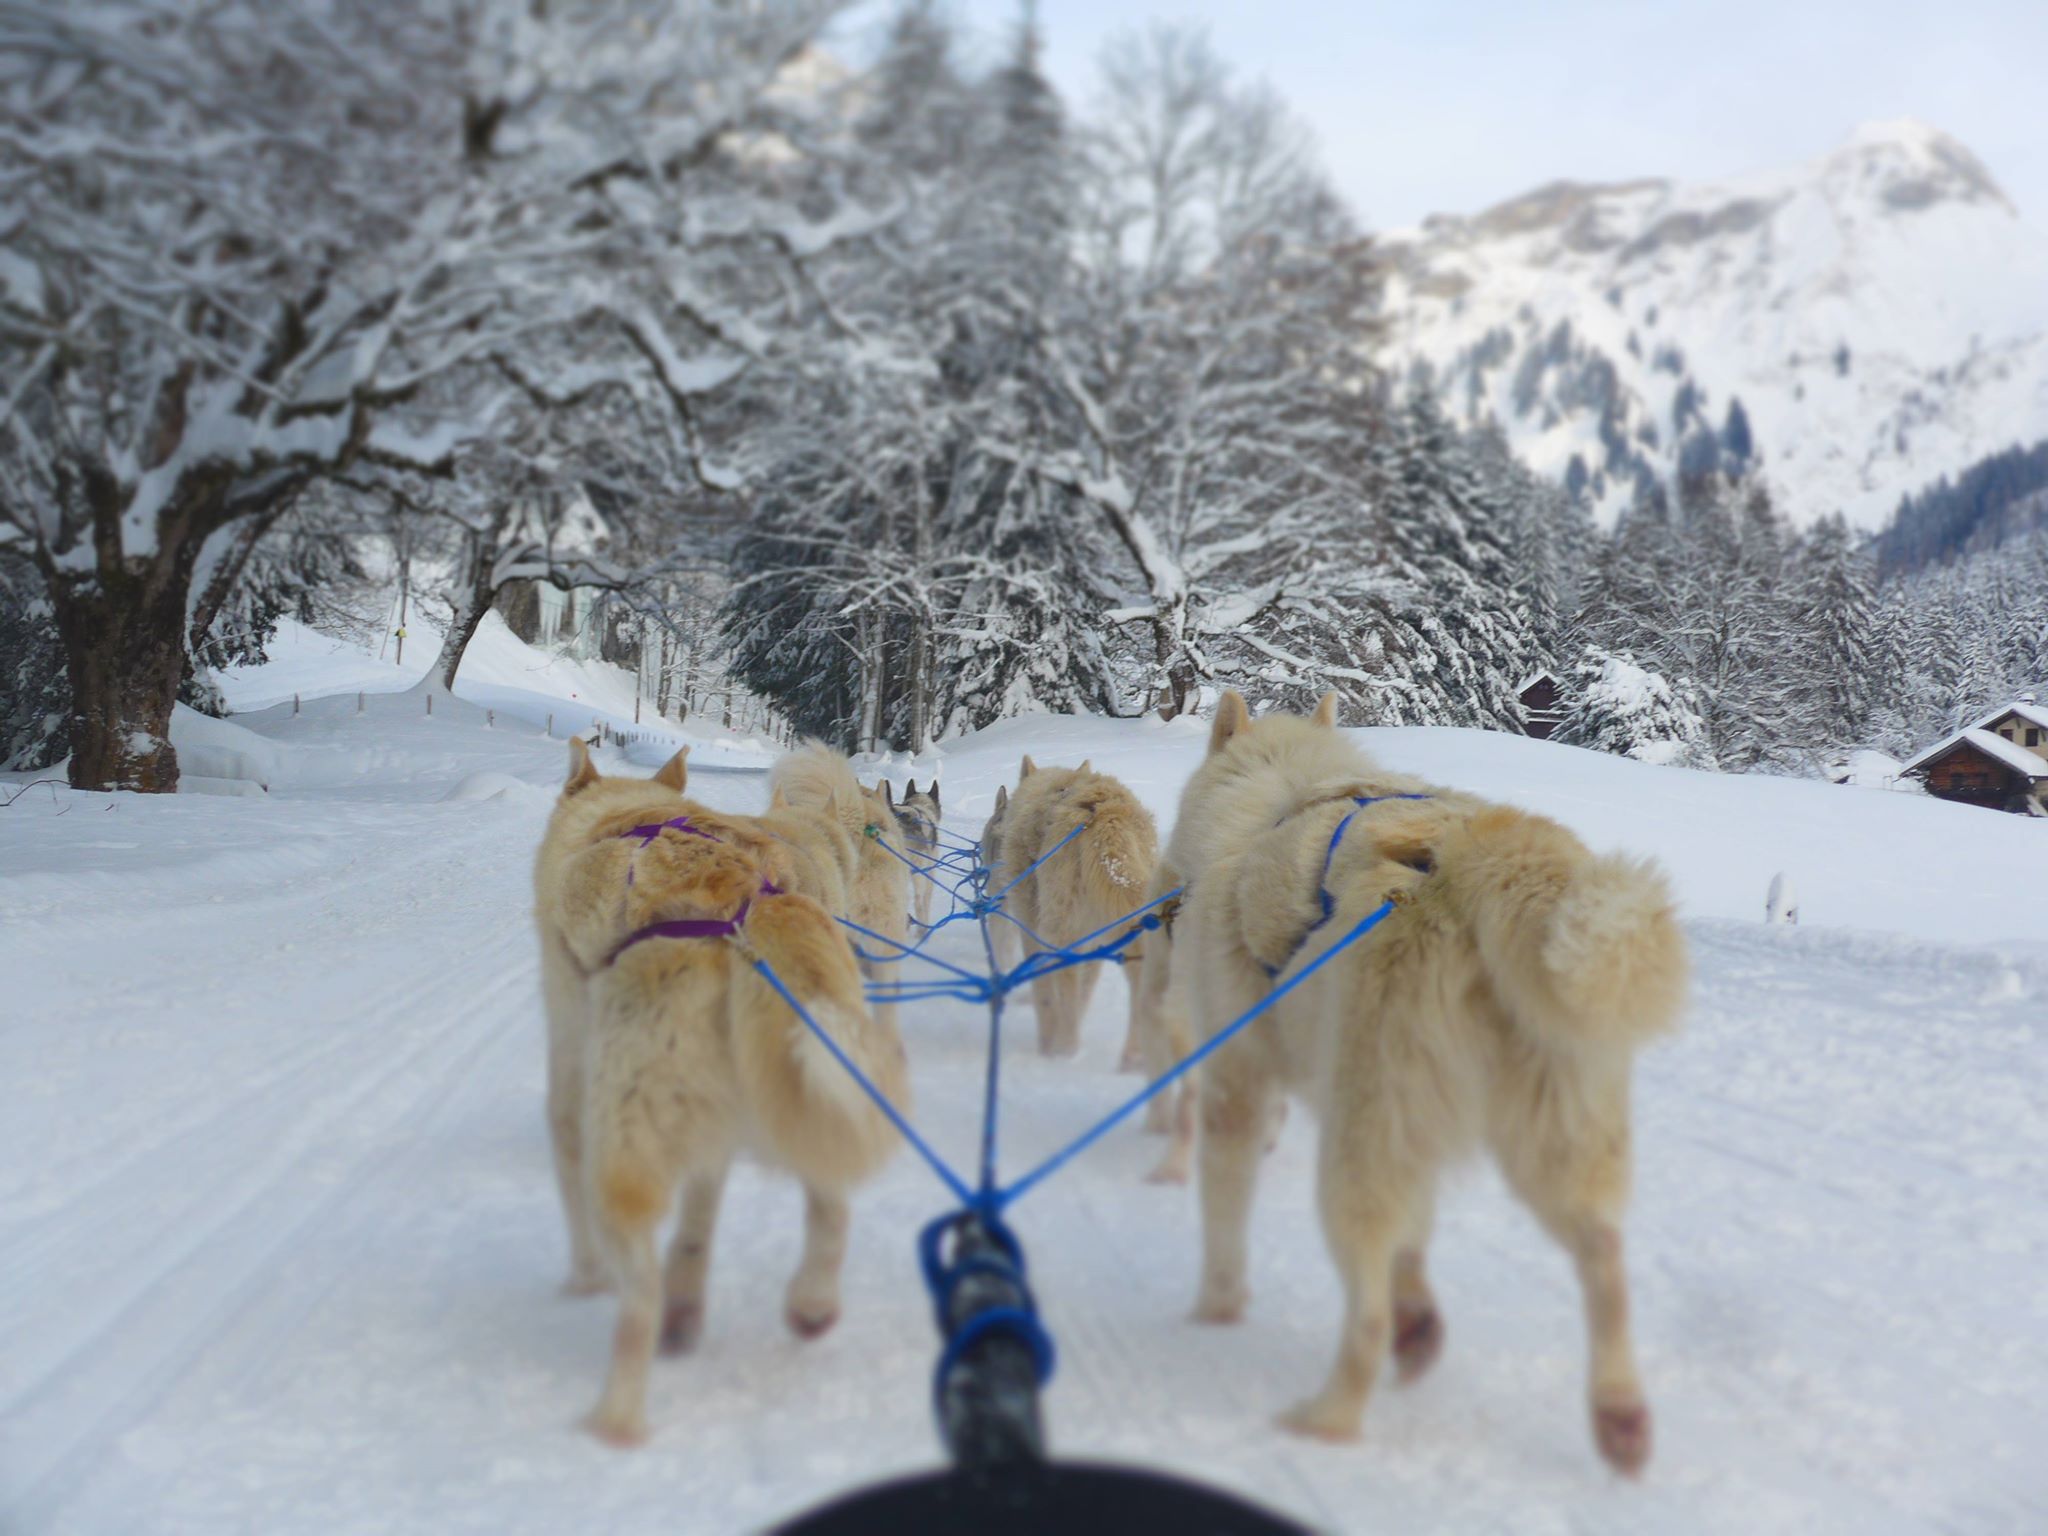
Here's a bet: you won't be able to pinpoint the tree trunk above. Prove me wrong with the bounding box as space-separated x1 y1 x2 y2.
423 530 494 694
53 546 203 793
188 512 280 656
907 618 929 754
1153 600 1196 720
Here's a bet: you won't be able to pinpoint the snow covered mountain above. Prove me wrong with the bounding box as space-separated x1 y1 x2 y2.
1382 120 2048 528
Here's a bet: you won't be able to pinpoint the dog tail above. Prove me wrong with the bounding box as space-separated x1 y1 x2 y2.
770 740 863 819
1442 807 1687 1054
731 890 908 1188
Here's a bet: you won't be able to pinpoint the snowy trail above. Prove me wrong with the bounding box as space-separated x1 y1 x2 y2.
5 704 2047 1533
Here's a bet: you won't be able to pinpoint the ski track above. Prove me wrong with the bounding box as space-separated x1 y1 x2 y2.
4 732 2046 1534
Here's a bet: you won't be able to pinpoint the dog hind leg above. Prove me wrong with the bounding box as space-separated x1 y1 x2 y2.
1494 1085 1651 1475
785 1184 851 1339
587 1200 664 1447
542 935 605 1295
1192 1055 1276 1323
1277 1124 1409 1441
660 1156 731 1354
1391 1192 1445 1382
1119 956 1151 1076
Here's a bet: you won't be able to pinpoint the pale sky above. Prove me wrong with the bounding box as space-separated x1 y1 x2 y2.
852 0 2048 233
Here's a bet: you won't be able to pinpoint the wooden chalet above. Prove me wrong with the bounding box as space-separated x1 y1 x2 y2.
1902 698 2048 814
1517 670 1565 740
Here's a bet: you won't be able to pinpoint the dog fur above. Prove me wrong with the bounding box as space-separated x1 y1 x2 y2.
979 756 1160 1057
896 779 944 927
767 744 913 994
1166 690 1686 1473
533 739 908 1446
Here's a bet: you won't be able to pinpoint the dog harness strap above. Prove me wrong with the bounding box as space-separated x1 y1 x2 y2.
621 815 722 887
609 814 784 959
621 814 719 846
607 898 753 965
1267 793 1430 978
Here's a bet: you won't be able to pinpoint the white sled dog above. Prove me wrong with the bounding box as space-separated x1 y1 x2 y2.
1167 691 1686 1473
533 739 908 1446
896 779 944 926
765 743 913 1022
980 757 1159 1058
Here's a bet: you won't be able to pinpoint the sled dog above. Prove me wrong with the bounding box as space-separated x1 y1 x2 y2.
979 757 1159 1057
897 779 944 926
533 739 908 1446
1167 691 1686 1473
765 743 913 1021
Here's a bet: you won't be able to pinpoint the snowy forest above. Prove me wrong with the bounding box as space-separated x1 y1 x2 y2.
3 0 2044 791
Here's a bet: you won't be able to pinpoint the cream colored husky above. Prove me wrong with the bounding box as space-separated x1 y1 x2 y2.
979 757 1159 1057
1167 691 1686 1473
765 743 913 1016
533 739 908 1447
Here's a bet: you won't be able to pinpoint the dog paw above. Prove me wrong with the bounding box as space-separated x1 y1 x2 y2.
1277 1394 1364 1443
1144 1153 1191 1186
659 1299 703 1355
1592 1397 1652 1477
786 1302 840 1340
1192 1283 1247 1324
583 1408 648 1449
1392 1305 1444 1382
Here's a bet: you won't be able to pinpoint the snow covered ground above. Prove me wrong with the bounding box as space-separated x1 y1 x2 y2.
5 633 2046 1534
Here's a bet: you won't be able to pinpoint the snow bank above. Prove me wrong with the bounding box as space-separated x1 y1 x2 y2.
6 673 2045 1534
168 705 286 789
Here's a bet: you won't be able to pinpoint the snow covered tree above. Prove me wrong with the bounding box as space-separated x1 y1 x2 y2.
1793 514 1890 751
0 0 875 790
1556 647 1717 770
1010 27 1391 718
1362 394 1539 728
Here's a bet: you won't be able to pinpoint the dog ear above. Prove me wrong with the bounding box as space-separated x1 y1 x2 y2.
1311 692 1339 729
1020 755 1036 779
1077 759 1092 775
565 737 601 795
881 779 896 809
931 781 941 813
652 747 690 791
994 784 1008 815
1209 690 1251 754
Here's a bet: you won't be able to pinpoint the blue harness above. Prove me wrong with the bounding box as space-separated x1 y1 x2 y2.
1263 793 1430 977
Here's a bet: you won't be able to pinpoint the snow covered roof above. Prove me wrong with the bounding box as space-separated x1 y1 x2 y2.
1516 669 1559 694
1904 727 2048 779
1969 700 2048 734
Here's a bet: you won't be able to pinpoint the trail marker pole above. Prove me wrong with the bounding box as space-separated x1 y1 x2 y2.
356 690 364 716
425 692 433 718
292 693 300 716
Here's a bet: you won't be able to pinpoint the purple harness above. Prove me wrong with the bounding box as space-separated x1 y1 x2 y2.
606 815 781 966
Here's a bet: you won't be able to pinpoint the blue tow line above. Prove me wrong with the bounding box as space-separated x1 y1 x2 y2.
751 803 1407 1414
